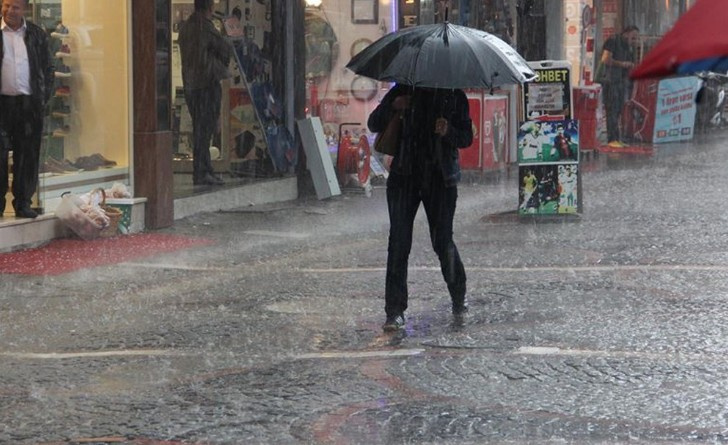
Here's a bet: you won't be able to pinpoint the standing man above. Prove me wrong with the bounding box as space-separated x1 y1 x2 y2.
599 25 640 148
178 0 233 186
0 0 54 218
368 84 473 332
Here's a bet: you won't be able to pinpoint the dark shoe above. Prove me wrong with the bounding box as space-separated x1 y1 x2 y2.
382 314 405 332
15 207 38 218
193 173 224 186
89 153 117 167
452 301 469 316
0 199 5 216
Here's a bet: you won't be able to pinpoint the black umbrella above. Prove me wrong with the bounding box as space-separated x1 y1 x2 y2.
346 22 537 90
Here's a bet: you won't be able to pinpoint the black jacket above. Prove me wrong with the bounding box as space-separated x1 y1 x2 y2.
178 12 233 91
0 20 54 106
368 84 473 186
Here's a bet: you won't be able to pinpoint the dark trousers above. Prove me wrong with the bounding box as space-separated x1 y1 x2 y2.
0 95 44 211
185 84 221 180
602 82 626 142
385 171 466 317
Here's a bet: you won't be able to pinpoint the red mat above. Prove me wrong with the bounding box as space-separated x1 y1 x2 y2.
0 233 213 276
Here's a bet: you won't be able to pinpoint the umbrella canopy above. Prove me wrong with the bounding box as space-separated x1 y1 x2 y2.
631 0 728 79
346 22 536 90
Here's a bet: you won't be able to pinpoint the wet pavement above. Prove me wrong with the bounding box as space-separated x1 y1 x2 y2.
3 135 728 444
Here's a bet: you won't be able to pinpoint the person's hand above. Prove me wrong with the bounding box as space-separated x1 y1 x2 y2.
435 117 448 136
392 95 411 111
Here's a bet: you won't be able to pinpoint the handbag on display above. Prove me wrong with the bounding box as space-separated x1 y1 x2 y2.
373 112 402 156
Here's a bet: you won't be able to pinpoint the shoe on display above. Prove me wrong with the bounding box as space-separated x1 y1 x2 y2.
46 157 79 172
55 64 71 78
382 314 405 332
193 172 224 186
55 44 71 57
41 159 68 174
73 156 100 171
52 125 71 137
89 153 117 167
51 24 69 38
607 140 625 148
55 85 71 96
51 104 71 117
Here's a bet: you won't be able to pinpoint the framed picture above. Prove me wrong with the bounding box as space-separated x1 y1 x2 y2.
351 0 378 24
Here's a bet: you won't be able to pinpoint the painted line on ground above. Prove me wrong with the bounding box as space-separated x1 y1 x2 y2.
0 349 185 359
300 264 728 273
514 346 700 360
243 230 310 239
295 349 425 359
122 263 231 271
118 264 728 274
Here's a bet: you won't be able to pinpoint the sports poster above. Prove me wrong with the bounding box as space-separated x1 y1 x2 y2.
517 119 579 163
482 95 509 169
519 164 579 215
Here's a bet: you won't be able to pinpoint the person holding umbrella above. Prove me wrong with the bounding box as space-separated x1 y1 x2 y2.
348 20 535 331
369 84 473 332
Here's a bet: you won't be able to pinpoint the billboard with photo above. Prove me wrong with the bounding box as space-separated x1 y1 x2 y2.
519 164 579 215
517 119 579 164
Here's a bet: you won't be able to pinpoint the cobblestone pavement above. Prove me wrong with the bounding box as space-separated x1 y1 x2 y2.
3 137 728 444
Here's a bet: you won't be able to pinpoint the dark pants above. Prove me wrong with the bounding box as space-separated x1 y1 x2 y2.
0 95 44 212
385 170 466 318
185 84 221 181
602 82 626 142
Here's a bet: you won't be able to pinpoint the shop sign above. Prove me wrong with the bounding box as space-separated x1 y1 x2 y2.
523 60 573 120
653 76 700 143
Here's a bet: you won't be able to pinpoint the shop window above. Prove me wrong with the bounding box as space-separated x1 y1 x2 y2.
170 0 293 188
27 0 131 214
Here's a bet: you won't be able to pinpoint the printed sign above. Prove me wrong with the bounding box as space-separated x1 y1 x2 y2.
653 76 700 143
523 61 573 120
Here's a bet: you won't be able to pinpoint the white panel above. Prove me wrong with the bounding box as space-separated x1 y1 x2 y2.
296 117 341 200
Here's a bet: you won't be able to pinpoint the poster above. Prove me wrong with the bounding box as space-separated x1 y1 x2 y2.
460 96 482 169
482 96 509 169
517 119 579 163
652 76 700 143
519 164 579 215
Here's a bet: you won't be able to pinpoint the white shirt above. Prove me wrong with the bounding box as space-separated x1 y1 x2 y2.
1 18 31 96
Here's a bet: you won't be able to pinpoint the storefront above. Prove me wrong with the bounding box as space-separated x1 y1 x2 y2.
11 0 299 230
22 1 132 218
303 0 523 174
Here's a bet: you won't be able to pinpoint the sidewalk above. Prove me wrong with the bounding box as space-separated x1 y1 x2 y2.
2 134 728 443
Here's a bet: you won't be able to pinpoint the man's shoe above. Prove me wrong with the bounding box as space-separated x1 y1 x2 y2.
15 207 38 218
607 140 625 148
193 173 224 186
382 314 405 332
452 302 469 316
